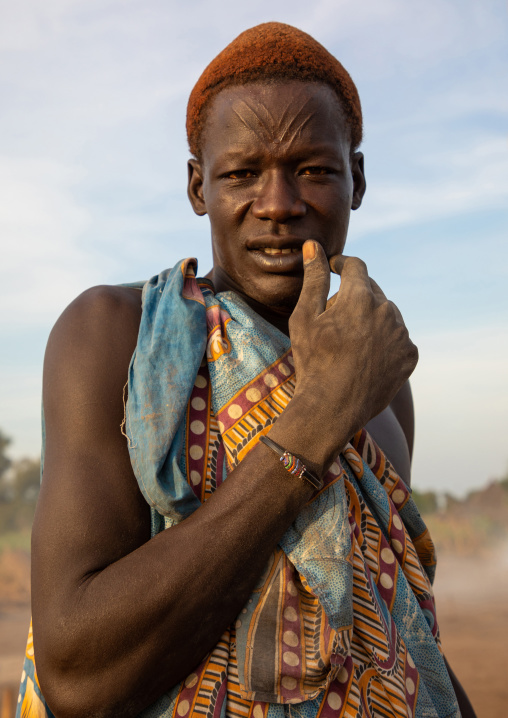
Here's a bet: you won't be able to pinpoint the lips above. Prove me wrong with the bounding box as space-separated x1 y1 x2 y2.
247 239 305 272
247 235 307 251
258 247 301 255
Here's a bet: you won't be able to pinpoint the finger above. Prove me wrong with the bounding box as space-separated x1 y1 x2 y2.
367 277 404 322
331 254 394 305
368 276 387 303
387 299 405 325
296 240 331 318
329 254 369 286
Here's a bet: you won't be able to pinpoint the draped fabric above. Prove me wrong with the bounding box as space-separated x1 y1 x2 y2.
16 259 460 718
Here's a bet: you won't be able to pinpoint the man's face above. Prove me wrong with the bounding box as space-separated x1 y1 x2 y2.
188 81 366 314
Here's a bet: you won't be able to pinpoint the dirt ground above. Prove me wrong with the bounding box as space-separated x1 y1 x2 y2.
431 549 508 718
1 549 507 717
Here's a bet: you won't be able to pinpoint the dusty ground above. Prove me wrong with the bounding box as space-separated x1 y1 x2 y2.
432 548 508 718
1 548 507 717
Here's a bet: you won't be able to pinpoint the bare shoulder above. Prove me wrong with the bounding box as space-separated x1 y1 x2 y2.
43 285 142 425
45 284 142 370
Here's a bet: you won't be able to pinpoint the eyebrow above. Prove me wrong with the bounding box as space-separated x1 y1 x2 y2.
216 143 344 163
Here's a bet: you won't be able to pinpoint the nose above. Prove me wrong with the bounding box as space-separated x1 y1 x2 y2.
251 170 306 222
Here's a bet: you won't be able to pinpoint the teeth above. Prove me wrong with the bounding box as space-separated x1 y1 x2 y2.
260 247 300 255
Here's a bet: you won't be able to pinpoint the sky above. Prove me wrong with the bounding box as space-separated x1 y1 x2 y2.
0 0 507 496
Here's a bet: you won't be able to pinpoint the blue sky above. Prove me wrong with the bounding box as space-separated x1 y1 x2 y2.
1 0 507 496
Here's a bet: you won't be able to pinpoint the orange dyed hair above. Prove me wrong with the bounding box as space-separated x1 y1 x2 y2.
186 22 363 160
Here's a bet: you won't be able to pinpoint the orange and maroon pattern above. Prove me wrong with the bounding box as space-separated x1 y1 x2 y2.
165 358 443 718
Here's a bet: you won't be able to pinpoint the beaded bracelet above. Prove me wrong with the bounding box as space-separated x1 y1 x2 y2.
259 435 323 491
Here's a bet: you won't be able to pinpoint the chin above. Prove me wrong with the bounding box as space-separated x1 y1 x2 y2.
248 278 303 314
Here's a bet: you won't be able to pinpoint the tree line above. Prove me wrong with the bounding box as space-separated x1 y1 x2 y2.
0 430 40 534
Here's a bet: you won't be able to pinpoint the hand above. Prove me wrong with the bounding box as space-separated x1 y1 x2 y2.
288 240 418 447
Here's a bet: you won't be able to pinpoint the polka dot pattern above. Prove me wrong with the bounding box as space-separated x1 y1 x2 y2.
246 387 262 403
380 572 393 589
381 547 395 564
217 352 295 441
330 461 342 475
189 444 203 460
190 420 205 435
185 673 198 688
283 630 299 647
186 365 209 499
279 362 291 376
281 676 297 690
194 374 207 389
287 581 298 596
392 514 403 530
283 651 299 667
392 539 403 554
337 666 349 683
228 403 242 419
177 699 190 715
284 606 297 622
264 373 278 388
392 488 406 505
327 692 342 710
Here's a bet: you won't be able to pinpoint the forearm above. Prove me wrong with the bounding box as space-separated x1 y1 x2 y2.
34 396 350 718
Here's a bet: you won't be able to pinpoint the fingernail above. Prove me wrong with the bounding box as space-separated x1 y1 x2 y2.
302 241 316 264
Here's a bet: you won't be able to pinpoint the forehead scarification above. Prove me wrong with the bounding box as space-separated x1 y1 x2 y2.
229 90 317 147
202 82 348 161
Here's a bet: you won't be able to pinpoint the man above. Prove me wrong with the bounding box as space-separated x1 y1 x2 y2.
18 22 475 718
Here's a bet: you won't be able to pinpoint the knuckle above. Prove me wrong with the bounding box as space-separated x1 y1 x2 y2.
408 341 419 364
346 256 368 274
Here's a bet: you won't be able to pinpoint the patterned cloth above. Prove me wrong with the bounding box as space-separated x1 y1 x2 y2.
16 259 460 718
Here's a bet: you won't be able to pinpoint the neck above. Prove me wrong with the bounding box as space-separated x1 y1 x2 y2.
205 266 292 336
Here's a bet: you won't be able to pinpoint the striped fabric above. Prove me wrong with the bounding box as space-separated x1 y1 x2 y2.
16 260 460 718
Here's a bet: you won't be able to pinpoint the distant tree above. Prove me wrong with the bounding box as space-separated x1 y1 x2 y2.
411 488 438 515
0 430 11 480
499 466 508 493
12 458 41 503
0 430 40 533
0 431 13 504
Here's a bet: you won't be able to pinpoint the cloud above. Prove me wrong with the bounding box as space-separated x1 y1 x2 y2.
0 156 101 325
350 135 508 238
0 0 507 497
411 323 508 495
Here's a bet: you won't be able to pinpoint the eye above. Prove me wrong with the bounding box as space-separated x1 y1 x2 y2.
299 166 335 176
223 169 257 179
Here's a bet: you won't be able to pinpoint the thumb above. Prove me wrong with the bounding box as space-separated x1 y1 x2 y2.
296 240 330 318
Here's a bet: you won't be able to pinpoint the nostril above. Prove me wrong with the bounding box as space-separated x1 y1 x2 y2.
252 193 307 222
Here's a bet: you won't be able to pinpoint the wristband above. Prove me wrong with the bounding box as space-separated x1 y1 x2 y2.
259 435 323 491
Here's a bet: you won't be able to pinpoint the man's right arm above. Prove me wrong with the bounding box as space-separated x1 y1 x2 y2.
32 245 418 717
33 284 316 717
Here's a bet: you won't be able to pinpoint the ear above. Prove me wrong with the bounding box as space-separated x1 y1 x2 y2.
350 152 366 210
187 159 207 216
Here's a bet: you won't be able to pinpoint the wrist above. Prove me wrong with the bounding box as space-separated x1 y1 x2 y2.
266 392 353 478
